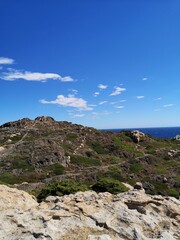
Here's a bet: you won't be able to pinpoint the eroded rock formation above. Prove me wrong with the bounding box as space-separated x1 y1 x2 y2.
0 185 180 240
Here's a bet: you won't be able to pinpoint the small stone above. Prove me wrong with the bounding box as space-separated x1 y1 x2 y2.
134 182 143 190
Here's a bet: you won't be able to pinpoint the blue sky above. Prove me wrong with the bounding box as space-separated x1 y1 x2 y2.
0 0 180 129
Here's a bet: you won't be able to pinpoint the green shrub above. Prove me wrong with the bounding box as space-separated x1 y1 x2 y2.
113 137 136 153
129 162 143 173
46 163 65 175
88 141 108 154
145 145 156 154
71 155 101 166
97 166 124 182
118 132 133 142
66 133 77 141
154 166 167 174
105 156 123 164
91 177 129 194
7 153 34 171
0 173 20 184
11 159 35 171
10 135 22 142
37 180 88 202
62 144 74 151
167 188 179 199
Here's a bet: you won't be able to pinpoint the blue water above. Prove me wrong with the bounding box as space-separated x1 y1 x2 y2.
103 127 180 138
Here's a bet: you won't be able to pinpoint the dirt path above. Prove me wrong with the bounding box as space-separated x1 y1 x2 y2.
0 132 28 159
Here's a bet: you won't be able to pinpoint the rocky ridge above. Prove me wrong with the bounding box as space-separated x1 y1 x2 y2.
0 116 180 197
0 184 180 240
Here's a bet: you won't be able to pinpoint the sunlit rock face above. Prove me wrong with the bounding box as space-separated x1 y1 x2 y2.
0 185 180 240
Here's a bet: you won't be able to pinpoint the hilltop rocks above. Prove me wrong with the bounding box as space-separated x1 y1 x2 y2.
0 116 55 129
131 130 145 143
0 118 31 129
0 185 180 240
35 116 55 123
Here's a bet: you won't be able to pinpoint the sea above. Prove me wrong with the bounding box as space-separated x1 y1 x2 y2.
102 127 180 139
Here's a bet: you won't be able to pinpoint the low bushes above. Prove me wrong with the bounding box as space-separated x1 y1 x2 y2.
91 177 129 194
37 180 88 202
71 155 101 166
87 141 108 154
45 163 65 175
37 178 129 202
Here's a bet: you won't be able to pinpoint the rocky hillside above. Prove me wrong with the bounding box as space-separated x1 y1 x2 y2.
0 116 180 198
0 184 179 240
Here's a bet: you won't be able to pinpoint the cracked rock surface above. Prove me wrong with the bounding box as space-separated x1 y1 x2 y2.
0 185 180 240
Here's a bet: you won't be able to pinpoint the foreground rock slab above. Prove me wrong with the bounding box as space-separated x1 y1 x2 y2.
0 185 180 240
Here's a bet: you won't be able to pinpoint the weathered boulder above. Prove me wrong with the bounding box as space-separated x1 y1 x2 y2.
174 135 180 140
35 116 55 123
131 130 145 143
0 185 180 240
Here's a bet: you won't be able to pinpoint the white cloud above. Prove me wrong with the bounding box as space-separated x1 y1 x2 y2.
71 89 78 95
1 69 74 82
93 84 107 97
142 77 148 81
136 96 144 99
98 84 108 90
163 104 174 108
99 101 108 105
110 100 126 105
70 113 85 118
40 94 93 111
0 57 14 65
110 86 126 96
91 110 112 118
94 92 100 97
115 106 125 109
154 97 162 101
154 108 161 111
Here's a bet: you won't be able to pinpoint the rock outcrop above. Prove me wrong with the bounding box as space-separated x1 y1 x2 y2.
130 130 145 143
0 185 180 240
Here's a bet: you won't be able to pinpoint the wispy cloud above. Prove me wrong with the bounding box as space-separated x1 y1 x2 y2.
0 57 14 65
110 100 126 105
142 77 148 81
91 110 112 118
98 84 108 90
69 113 85 118
154 97 162 101
1 68 74 82
110 86 126 96
94 92 100 97
154 108 161 112
115 106 125 109
99 101 108 105
69 89 78 95
40 94 93 111
136 96 144 99
163 104 174 108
